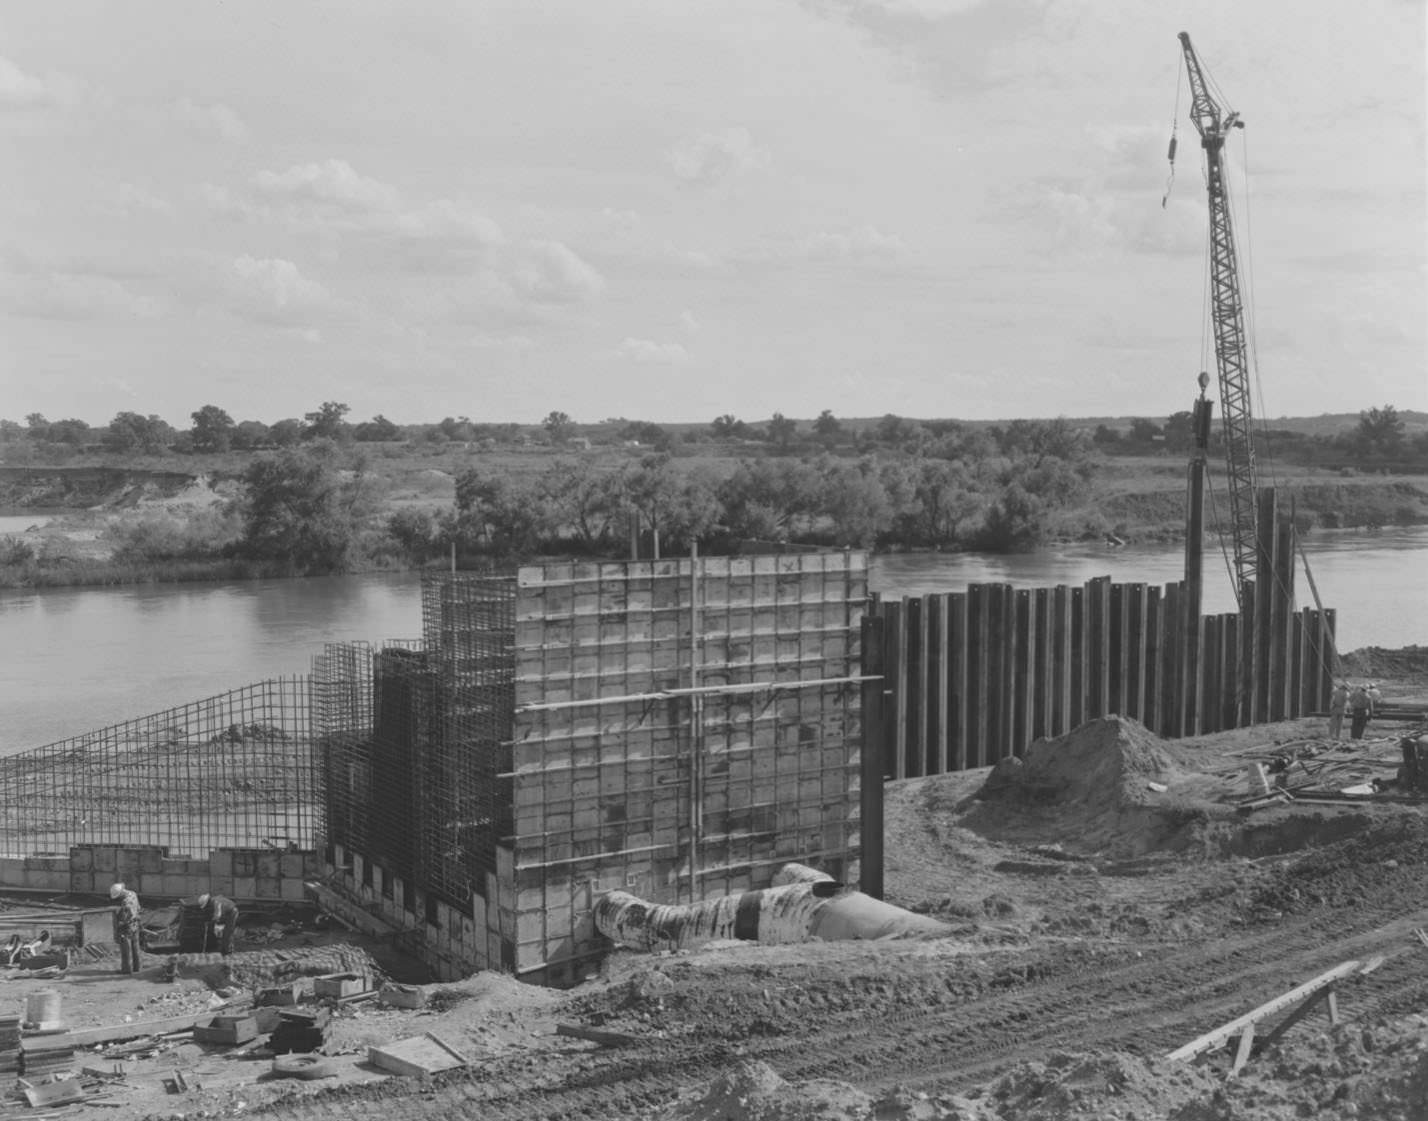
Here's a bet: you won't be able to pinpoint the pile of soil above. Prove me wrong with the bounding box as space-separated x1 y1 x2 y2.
967 715 1231 856
1341 645 1428 687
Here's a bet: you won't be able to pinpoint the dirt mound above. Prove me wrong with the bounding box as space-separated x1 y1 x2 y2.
981 1050 1221 1120
967 716 1227 856
654 1060 980 1121
1341 645 1428 685
177 942 387 990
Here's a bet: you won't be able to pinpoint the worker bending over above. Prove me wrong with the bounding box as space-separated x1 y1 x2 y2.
196 892 240 957
109 882 143 974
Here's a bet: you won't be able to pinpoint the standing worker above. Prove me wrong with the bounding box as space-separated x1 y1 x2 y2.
109 882 142 975
1348 682 1373 740
196 892 240 957
1328 681 1349 740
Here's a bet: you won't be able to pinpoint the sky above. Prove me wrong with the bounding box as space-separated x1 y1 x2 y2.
2 0 1425 430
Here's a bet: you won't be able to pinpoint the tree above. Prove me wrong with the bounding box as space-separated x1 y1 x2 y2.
1355 405 1405 455
237 445 377 572
813 409 843 446
1093 424 1122 446
717 458 821 541
268 418 303 447
231 420 271 450
189 405 235 453
104 412 173 454
451 468 550 554
616 420 671 450
1162 411 1195 454
766 413 798 451
978 482 1047 552
302 401 351 442
544 464 625 549
354 414 401 442
619 455 719 549
709 414 748 441
24 414 49 440
813 456 894 546
46 418 91 447
1128 417 1161 445
543 411 574 444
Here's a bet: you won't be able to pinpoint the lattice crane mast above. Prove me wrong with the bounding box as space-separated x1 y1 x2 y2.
1176 31 1257 603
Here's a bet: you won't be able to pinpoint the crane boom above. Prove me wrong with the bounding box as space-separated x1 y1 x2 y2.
1178 31 1258 602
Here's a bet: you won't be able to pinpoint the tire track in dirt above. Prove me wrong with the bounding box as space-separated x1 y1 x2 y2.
251 899 1428 1120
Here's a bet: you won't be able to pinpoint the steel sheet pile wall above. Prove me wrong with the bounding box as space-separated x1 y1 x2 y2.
0 679 315 857
508 553 868 984
867 494 1335 778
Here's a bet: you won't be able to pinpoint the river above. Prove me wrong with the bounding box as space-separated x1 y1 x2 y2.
2 527 1424 754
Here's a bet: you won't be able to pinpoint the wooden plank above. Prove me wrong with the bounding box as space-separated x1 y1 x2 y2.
1164 959 1366 1063
948 593 969 772
556 1023 642 1048
369 1032 470 1077
24 1006 247 1050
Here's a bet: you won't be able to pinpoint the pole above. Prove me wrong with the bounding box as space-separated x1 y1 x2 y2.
1183 377 1213 734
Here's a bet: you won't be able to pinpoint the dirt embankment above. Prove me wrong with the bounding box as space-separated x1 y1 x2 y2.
0 466 203 510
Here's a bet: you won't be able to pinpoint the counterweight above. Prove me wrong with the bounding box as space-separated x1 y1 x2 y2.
1177 31 1258 602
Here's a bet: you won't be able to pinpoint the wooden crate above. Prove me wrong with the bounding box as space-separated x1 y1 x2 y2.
313 973 366 999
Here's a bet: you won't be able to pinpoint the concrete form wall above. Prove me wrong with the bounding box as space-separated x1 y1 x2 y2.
506 553 867 984
0 845 322 903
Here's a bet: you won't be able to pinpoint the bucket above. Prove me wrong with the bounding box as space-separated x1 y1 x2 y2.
24 989 63 1030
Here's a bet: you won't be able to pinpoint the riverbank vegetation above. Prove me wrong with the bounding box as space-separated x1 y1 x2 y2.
2 403 1426 587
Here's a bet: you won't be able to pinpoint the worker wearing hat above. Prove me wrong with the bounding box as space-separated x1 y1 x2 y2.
1348 682 1375 740
196 892 240 957
109 882 142 974
1327 681 1349 740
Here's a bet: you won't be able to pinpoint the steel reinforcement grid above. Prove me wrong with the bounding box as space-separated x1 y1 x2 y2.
0 678 316 858
314 572 515 910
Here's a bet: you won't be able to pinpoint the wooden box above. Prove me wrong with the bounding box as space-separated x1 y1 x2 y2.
378 984 427 1010
193 1016 259 1046
313 973 366 999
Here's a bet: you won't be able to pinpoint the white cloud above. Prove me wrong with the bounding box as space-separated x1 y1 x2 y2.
680 311 700 333
0 54 103 110
614 337 692 364
2 269 158 321
666 127 769 187
229 255 342 324
791 224 907 260
470 330 536 351
250 159 399 212
509 240 606 303
92 182 174 218
172 96 249 142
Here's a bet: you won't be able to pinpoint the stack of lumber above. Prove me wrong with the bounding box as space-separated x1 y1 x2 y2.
21 1034 75 1078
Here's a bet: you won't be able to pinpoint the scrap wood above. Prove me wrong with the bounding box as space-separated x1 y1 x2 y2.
1413 928 1428 949
555 1023 643 1048
1166 958 1376 1074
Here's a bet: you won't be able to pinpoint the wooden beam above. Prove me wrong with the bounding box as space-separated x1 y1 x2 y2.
1165 959 1367 1063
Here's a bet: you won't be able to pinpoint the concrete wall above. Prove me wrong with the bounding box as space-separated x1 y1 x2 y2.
0 845 322 903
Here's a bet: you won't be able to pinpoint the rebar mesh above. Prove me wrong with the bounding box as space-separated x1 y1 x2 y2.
314 573 515 908
0 679 314 857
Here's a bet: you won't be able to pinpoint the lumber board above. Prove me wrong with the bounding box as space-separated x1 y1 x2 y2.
1164 959 1365 1062
24 1005 246 1050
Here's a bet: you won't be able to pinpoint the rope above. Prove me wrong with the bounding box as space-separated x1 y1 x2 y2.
1163 53 1183 208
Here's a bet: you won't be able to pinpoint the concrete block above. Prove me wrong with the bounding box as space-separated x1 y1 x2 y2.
256 876 281 899
68 872 92 894
160 875 188 898
231 876 257 900
232 851 257 877
280 879 305 902
280 853 304 879
69 846 94 872
139 848 165 874
301 851 323 876
209 850 233 878
256 853 280 880
91 847 117 873
136 874 164 898
26 869 67 891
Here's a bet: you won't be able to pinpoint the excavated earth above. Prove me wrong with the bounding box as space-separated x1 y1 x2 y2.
4 654 1426 1121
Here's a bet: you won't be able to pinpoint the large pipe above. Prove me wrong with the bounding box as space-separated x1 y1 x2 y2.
594 863 951 952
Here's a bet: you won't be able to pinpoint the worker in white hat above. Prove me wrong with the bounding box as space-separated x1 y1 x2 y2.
109 882 142 974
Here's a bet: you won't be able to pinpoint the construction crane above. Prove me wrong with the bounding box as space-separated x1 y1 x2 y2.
1174 30 1258 603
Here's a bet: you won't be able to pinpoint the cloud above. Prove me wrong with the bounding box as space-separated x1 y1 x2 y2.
666 127 769 187
470 330 536 351
172 96 249 142
680 311 700 333
790 224 907 260
91 182 174 218
614 337 693 364
508 240 606 303
0 54 105 111
249 159 400 213
1 268 159 321
228 255 343 325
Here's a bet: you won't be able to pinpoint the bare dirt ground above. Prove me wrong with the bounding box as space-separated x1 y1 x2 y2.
3 649 1425 1120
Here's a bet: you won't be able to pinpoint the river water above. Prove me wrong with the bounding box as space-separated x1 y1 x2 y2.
1 527 1424 754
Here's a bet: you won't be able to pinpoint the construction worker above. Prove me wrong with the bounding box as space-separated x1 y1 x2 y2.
109 882 142 974
196 892 240 957
1328 681 1349 740
1348 682 1373 740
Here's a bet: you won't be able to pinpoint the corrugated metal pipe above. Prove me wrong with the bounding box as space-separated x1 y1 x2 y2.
594 863 951 952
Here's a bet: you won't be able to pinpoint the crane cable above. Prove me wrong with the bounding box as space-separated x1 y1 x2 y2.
1163 54 1183 208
